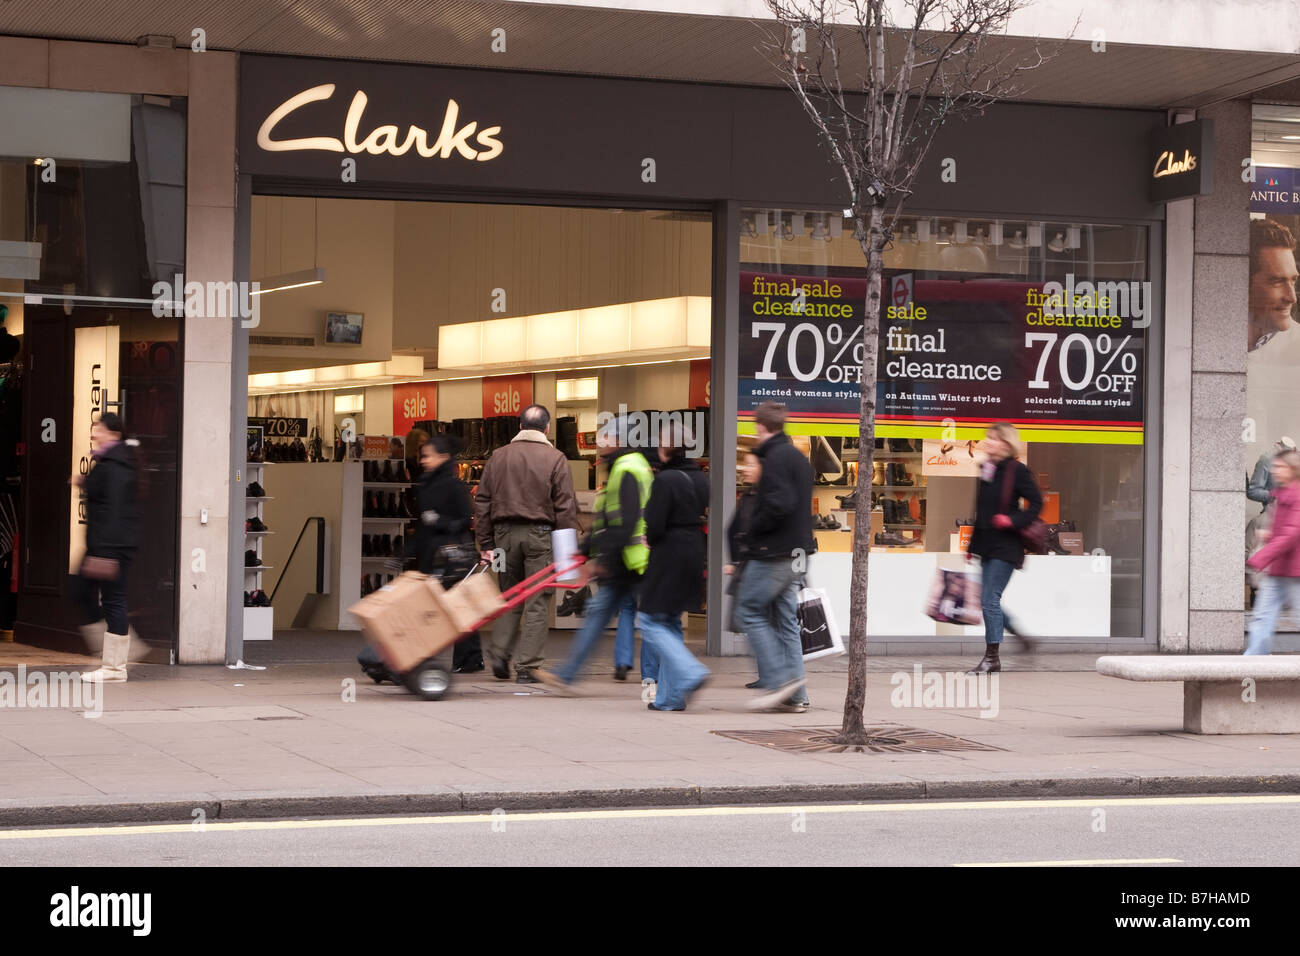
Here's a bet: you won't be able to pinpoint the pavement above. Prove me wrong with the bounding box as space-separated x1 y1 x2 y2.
1 631 1299 826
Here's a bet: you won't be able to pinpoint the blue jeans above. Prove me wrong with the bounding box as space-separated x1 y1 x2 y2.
980 558 1016 644
1246 574 1300 655
613 590 659 679
639 612 709 710
555 577 638 684
735 558 807 704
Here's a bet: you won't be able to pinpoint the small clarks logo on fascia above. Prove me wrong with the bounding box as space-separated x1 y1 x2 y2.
257 84 504 161
50 886 151 936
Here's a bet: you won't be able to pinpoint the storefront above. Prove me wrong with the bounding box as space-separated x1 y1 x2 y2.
0 76 186 658
234 53 1168 656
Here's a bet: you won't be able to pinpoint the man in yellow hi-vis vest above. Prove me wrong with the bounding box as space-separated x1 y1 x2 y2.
540 418 652 691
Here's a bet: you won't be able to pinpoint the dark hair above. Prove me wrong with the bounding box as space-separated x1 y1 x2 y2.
421 434 461 457
97 412 125 437
754 400 787 433
520 404 550 432
1251 218 1297 276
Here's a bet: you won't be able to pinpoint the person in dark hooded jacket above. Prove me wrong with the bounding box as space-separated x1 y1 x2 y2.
640 422 711 711
74 412 138 682
409 434 482 672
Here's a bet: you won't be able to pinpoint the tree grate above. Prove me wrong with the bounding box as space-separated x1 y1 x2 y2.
712 724 1003 755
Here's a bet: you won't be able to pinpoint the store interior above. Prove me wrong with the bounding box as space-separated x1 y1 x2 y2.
243 198 712 638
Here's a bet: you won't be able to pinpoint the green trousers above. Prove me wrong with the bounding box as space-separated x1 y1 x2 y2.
488 522 554 672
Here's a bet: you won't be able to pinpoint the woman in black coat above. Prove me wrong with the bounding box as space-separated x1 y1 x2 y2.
640 429 711 711
966 422 1043 674
409 435 483 672
73 412 138 682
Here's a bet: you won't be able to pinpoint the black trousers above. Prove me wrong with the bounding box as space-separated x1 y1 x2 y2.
75 559 130 634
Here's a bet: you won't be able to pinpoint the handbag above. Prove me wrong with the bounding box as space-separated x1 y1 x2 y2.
80 555 120 581
797 587 845 660
1000 463 1048 555
924 566 982 625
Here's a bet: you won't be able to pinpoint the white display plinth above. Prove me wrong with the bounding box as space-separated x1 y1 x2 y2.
804 552 1111 637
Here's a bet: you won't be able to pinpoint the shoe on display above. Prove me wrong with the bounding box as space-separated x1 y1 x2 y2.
246 516 267 533
874 530 911 547
247 481 265 497
835 489 858 509
872 461 886 486
893 463 915 486
244 549 261 567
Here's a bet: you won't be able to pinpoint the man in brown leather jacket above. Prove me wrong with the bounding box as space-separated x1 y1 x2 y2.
474 404 580 682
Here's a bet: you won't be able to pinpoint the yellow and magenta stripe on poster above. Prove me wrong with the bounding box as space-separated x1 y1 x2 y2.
736 414 1144 445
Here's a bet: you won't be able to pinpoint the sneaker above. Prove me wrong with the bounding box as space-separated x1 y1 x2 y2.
244 549 261 567
746 678 807 712
247 481 265 497
776 701 810 714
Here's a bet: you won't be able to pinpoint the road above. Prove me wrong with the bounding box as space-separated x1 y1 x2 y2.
0 794 1297 866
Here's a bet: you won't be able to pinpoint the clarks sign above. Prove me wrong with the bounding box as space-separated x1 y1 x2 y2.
256 83 503 161
1148 119 1214 203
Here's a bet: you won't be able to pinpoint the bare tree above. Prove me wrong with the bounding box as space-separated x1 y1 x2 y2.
759 0 1055 745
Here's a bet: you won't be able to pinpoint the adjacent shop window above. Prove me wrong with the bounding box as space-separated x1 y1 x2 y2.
739 209 1149 639
1246 105 1300 624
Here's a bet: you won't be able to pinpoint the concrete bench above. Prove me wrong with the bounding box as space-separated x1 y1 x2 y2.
1097 656 1300 734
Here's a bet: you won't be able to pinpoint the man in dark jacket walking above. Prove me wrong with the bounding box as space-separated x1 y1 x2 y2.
410 434 482 672
735 401 815 712
474 404 579 682
541 416 652 692
639 422 711 711
73 412 138 683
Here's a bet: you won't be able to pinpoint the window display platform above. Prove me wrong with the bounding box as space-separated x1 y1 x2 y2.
805 553 1111 638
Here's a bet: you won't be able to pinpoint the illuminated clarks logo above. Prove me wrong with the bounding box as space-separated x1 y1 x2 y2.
1152 148 1197 179
257 83 503 161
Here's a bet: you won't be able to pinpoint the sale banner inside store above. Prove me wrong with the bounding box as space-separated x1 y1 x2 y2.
738 268 1147 444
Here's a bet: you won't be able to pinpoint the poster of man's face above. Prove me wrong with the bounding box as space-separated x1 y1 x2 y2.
1248 218 1299 352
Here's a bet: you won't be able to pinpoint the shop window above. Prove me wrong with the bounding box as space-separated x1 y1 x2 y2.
738 209 1149 640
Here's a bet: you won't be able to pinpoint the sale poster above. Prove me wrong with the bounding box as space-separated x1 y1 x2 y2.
482 374 533 419
738 268 1146 444
392 382 437 437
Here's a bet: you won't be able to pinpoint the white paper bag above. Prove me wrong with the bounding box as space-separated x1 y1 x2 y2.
552 527 579 581
798 587 845 661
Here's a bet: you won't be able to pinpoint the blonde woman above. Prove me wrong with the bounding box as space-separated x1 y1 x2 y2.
966 423 1043 673
1245 449 1300 654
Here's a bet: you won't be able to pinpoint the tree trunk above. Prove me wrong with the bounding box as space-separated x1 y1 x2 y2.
833 202 885 747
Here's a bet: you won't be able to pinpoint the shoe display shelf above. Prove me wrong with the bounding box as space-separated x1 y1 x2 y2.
359 456 414 597
244 460 274 641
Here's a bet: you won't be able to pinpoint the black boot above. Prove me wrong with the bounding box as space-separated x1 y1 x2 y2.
835 488 858 509
893 462 915 486
556 417 581 460
968 643 1001 673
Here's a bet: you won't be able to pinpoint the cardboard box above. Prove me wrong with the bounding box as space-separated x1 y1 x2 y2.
433 568 504 635
348 572 457 674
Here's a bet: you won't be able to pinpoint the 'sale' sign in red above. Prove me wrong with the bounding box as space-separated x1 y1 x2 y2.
482 374 533 418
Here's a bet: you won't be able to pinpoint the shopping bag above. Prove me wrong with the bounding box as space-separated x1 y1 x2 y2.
432 563 503 634
347 572 457 674
924 567 983 625
798 587 844 660
552 528 579 581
